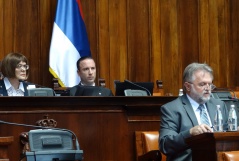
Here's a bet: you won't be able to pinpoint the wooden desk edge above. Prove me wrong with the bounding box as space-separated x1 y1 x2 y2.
0 136 14 145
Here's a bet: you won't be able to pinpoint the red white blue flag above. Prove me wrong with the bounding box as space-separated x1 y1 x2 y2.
49 0 91 87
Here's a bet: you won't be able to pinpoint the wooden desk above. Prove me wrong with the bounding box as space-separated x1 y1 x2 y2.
0 96 176 161
186 132 239 161
0 136 14 161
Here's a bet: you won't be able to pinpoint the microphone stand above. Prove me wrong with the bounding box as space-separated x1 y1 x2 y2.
213 87 237 99
228 96 239 102
124 80 152 96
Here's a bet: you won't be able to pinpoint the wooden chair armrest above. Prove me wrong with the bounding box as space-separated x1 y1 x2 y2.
138 150 162 161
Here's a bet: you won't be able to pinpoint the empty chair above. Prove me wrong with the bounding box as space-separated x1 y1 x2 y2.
135 131 166 161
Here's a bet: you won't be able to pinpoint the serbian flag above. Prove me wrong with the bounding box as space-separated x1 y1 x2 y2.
49 0 91 87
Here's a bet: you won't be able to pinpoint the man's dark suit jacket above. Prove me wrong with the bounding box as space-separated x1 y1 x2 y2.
70 84 114 96
0 79 29 96
159 94 229 161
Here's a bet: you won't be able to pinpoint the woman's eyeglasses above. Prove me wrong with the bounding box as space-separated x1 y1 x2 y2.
16 64 29 70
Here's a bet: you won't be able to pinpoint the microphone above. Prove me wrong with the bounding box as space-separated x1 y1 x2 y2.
228 96 239 102
124 80 151 96
0 120 80 150
23 81 57 96
213 86 237 99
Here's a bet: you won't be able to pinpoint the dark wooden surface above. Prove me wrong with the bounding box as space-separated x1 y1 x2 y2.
0 136 14 161
186 132 239 161
0 96 176 161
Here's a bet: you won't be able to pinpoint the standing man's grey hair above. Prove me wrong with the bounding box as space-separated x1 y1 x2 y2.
183 63 214 91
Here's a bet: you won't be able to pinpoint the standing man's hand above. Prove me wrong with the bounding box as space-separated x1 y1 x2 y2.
190 124 213 136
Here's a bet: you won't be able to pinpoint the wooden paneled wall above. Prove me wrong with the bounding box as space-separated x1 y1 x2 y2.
0 0 57 88
0 0 239 95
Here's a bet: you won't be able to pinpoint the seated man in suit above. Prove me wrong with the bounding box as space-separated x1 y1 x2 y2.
70 56 113 96
159 62 229 161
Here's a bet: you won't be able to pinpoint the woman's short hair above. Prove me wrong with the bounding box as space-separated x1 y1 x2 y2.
1 52 29 78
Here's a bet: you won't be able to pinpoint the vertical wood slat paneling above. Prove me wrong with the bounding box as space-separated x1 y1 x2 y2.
0 0 13 57
127 0 150 82
81 0 97 59
228 0 239 87
178 0 200 93
217 0 228 86
198 0 210 63
39 0 57 86
0 0 4 55
160 0 179 94
13 0 40 82
178 0 199 64
209 0 221 86
109 0 119 86
0 0 239 96
150 0 162 87
108 0 127 90
98 0 110 86
29 0 41 83
13 0 31 53
117 0 127 83
234 1 239 84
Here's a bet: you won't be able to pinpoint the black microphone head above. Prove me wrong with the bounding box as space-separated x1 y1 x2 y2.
228 96 238 102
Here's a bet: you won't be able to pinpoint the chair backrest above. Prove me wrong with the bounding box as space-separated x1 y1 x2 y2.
153 80 164 96
98 78 106 87
141 131 159 152
234 91 239 98
135 131 166 161
223 151 239 161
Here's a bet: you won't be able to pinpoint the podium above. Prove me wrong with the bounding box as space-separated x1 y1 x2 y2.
185 132 239 161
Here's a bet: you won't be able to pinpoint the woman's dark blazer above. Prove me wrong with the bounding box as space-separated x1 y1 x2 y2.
0 79 29 96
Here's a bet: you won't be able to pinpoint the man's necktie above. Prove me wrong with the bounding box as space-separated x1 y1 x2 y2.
198 104 210 126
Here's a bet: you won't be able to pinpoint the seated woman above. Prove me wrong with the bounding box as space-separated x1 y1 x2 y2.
0 52 30 96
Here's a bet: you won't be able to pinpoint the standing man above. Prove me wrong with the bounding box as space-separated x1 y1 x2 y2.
159 62 228 161
70 56 113 96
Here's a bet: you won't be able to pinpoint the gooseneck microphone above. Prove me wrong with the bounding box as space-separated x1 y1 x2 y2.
124 80 151 96
0 120 80 150
213 86 237 99
228 96 239 102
